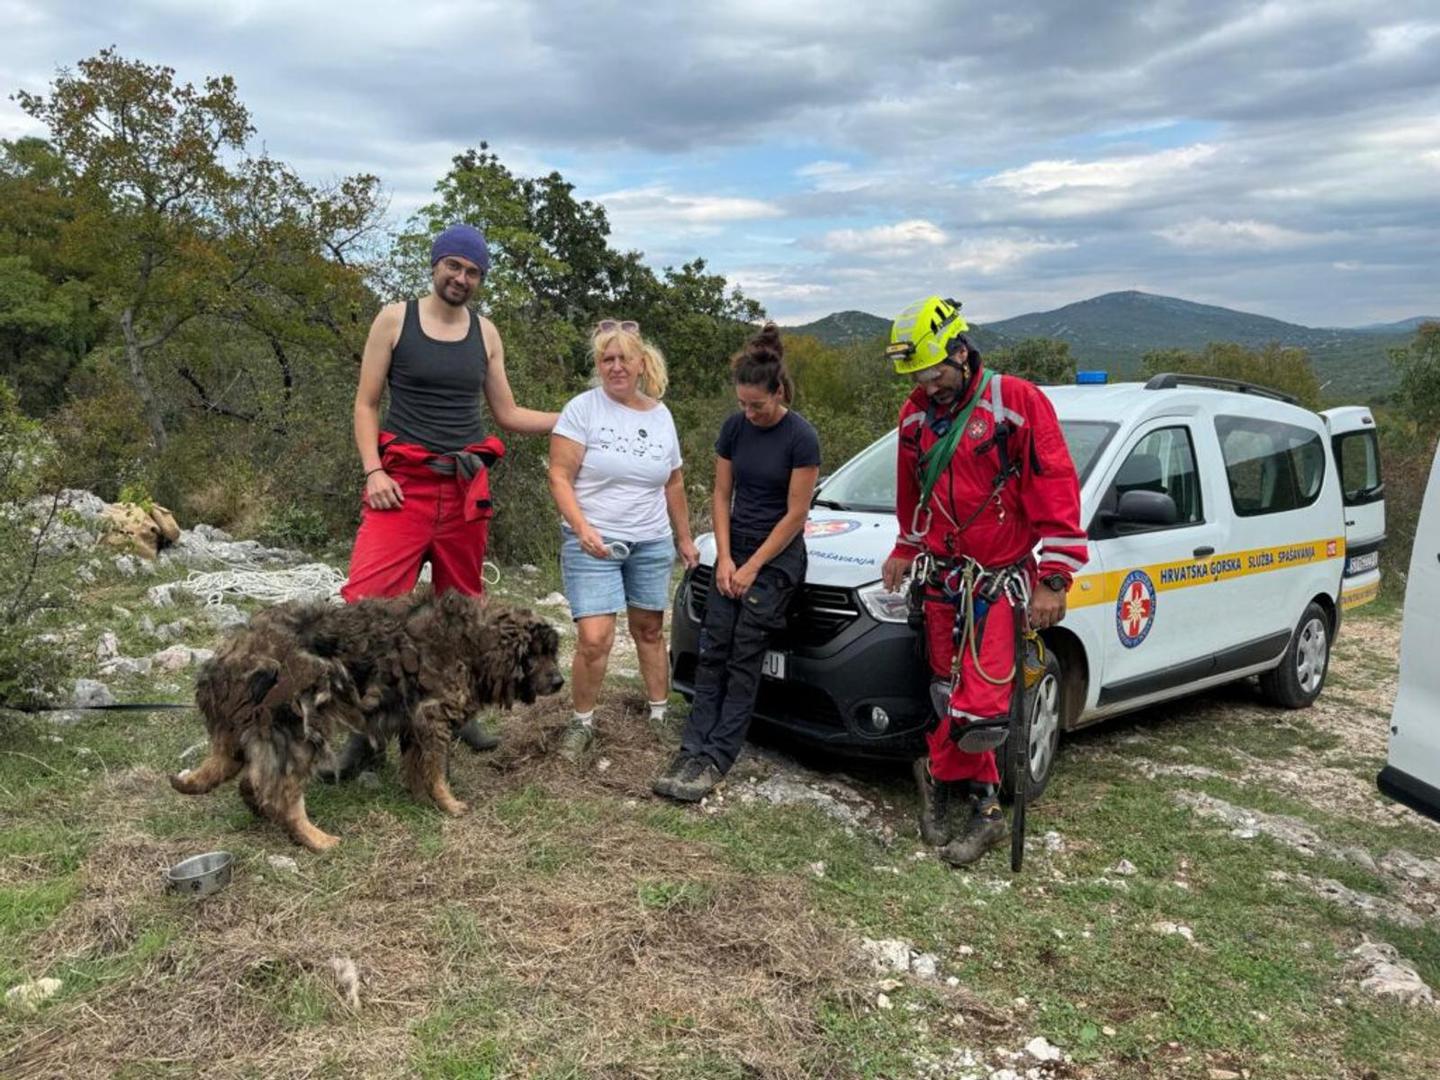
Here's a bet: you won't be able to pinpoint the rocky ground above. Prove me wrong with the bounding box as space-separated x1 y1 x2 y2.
2 497 1438 1078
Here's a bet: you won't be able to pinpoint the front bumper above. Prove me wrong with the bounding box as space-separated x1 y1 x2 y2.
668 568 932 758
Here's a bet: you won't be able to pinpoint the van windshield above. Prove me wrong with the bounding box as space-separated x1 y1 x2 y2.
814 421 1116 513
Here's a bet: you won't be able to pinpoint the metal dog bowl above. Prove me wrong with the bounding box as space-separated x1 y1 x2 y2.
166 851 234 897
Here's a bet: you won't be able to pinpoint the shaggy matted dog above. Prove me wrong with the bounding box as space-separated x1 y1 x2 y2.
170 590 563 850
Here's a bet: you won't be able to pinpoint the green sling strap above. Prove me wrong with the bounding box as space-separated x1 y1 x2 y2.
918 369 995 512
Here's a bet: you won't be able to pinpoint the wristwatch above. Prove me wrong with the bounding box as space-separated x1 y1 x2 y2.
1040 573 1068 593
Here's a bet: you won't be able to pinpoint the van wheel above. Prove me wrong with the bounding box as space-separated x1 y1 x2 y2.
1001 648 1063 804
1259 601 1330 709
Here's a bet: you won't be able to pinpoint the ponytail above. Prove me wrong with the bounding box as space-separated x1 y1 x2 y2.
731 322 793 402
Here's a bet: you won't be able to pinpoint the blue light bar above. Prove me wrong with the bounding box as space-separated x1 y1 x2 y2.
1076 370 1108 385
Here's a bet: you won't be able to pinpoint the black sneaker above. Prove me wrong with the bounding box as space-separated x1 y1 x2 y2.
937 798 1008 868
651 752 693 798
456 718 501 752
667 758 724 803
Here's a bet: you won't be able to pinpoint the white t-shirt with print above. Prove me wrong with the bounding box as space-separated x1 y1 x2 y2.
553 387 682 542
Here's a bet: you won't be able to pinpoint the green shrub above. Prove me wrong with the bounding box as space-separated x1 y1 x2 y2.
0 379 72 706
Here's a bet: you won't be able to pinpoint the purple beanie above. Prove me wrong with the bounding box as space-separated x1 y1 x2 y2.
431 224 491 274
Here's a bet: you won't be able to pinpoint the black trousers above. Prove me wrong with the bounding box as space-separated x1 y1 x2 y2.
681 532 806 773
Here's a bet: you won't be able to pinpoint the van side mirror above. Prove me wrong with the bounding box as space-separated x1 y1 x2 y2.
1115 489 1178 526
1094 489 1179 535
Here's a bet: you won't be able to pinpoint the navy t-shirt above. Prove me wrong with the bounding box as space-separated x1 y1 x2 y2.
716 409 821 537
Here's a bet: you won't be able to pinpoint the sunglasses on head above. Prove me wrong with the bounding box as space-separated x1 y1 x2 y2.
596 319 639 334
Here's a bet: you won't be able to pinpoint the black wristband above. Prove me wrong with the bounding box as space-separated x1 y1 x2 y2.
364 466 385 479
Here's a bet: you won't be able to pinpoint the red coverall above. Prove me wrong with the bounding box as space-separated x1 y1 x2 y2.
341 432 505 602
890 368 1087 783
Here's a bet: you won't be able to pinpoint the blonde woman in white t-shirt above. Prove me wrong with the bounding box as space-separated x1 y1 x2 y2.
548 321 701 764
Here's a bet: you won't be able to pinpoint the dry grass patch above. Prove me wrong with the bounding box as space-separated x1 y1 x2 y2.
3 692 875 1078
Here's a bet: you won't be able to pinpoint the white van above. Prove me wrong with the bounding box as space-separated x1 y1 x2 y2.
671 373 1385 796
1378 444 1440 823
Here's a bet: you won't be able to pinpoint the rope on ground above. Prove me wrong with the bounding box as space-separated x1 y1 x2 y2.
177 563 349 606
147 560 501 607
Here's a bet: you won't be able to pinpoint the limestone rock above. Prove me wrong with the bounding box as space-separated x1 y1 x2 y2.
70 678 115 709
5 978 62 1011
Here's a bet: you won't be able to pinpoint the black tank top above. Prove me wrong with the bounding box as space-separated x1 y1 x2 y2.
382 300 488 452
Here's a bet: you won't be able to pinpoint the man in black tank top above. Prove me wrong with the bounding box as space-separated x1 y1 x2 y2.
328 225 558 776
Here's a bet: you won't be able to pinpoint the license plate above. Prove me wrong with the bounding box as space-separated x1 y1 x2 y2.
762 650 786 680
1347 551 1379 575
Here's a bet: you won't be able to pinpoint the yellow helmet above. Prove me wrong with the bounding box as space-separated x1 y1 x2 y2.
886 295 969 375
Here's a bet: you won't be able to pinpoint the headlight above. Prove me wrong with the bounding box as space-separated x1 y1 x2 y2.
858 581 910 623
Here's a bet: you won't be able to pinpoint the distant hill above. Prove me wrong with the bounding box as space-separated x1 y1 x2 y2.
786 310 890 346
786 291 1422 401
1345 316 1439 335
981 291 1412 398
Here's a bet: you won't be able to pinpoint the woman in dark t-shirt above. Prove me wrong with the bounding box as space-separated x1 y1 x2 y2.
653 324 820 802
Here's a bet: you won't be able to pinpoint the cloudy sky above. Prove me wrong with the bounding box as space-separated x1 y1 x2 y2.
3 1 1437 326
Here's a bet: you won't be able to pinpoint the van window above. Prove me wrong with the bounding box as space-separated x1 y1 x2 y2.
1215 415 1326 517
1104 425 1203 528
1334 430 1383 506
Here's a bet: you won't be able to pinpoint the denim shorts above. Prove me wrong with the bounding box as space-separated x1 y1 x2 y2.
560 531 676 619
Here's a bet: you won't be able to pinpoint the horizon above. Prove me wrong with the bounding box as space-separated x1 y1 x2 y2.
3 2 1437 328
781 290 1440 331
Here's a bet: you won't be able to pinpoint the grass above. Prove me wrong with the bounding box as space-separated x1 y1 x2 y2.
1 570 1437 1077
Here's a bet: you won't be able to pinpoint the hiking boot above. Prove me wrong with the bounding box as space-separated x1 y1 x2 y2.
556 719 594 764
317 733 384 784
651 751 693 798
667 757 724 803
913 757 953 846
456 718 501 752
938 797 1008 868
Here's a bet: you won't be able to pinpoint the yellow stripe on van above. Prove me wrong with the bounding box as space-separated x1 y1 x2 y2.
1066 536 1347 610
1341 578 1380 610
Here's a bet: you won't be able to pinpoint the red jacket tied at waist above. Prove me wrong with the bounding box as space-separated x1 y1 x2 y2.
889 371 1088 584
377 432 507 523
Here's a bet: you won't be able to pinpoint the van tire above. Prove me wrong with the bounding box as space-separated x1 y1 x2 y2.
1001 648 1063 804
1259 601 1330 709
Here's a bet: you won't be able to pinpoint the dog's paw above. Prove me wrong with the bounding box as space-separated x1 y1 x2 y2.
298 829 341 852
169 769 194 793
437 798 469 817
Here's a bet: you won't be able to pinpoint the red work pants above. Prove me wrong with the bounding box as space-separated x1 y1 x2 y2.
341 462 489 602
921 595 1014 784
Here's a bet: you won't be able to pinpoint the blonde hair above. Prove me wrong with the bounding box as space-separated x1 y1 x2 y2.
590 326 669 399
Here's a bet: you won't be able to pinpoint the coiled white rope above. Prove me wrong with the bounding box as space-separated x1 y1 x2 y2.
148 560 502 607
180 564 349 606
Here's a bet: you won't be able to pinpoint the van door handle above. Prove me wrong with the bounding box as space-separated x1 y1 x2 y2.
1193 546 1214 558
1346 519 1356 527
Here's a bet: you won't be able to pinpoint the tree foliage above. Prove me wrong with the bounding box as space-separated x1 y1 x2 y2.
13 48 383 448
1140 341 1321 409
987 337 1077 385
1388 322 1440 437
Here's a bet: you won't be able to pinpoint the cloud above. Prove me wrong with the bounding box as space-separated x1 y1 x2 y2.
1155 218 1324 251
4 0 1438 326
945 236 1079 275
818 219 947 255
979 145 1222 216
597 187 782 226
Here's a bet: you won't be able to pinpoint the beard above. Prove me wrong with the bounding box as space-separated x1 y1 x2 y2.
438 279 473 307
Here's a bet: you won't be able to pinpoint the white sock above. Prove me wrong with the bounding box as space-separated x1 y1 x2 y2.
648 699 668 721
573 709 595 729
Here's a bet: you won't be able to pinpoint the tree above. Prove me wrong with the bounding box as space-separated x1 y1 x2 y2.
1140 341 1321 409
14 49 382 447
1388 322 1440 437
988 338 1076 385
